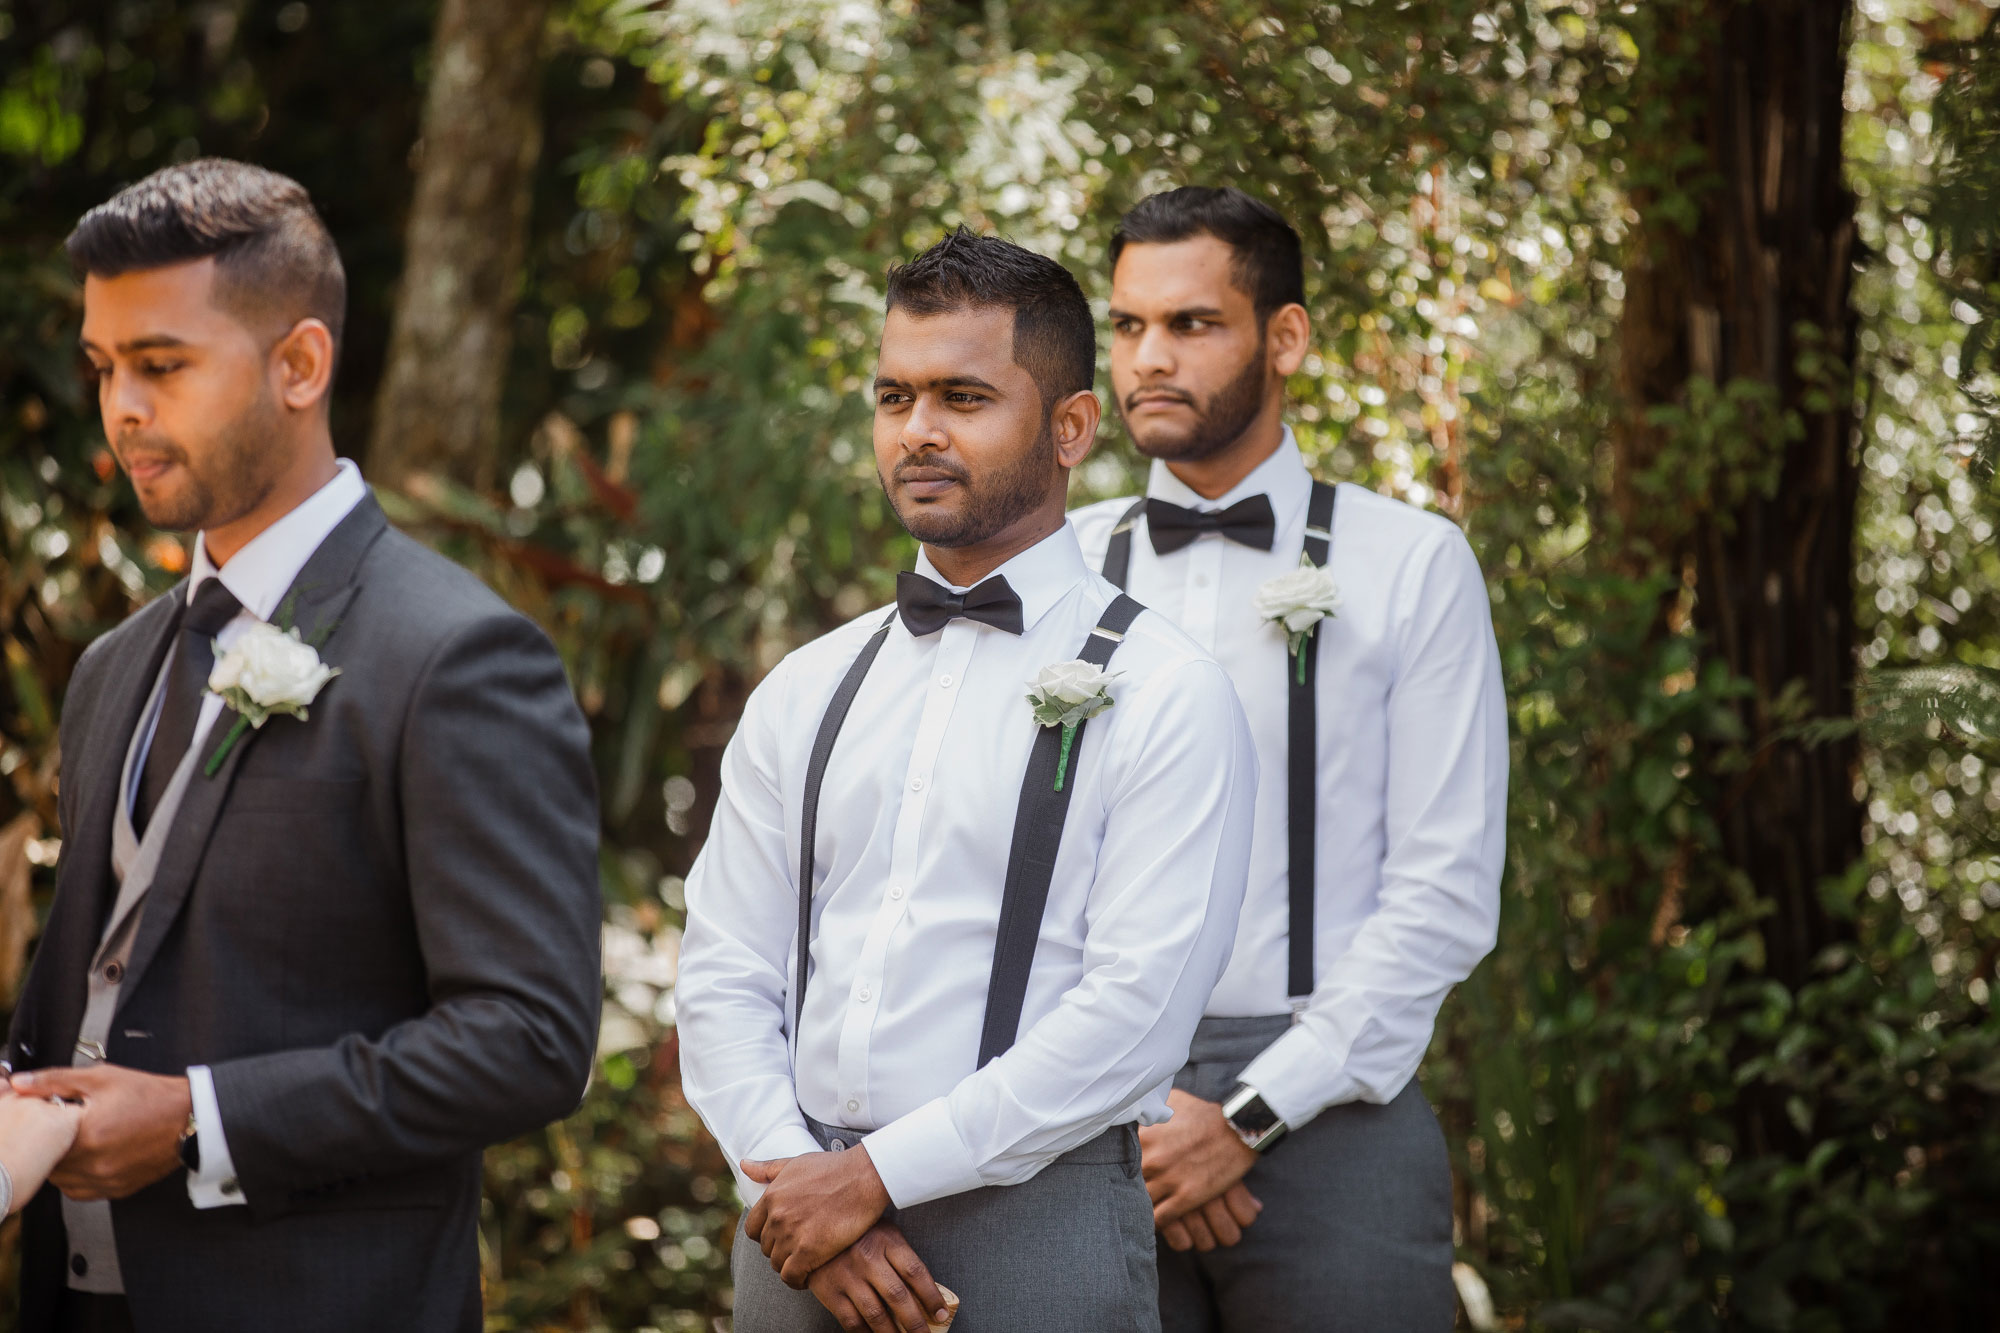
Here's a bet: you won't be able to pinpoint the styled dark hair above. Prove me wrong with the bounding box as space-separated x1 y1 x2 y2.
66 158 346 355
885 227 1095 403
1110 186 1305 320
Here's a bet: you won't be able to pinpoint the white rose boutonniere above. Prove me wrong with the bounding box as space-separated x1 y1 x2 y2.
203 621 341 775
1253 564 1341 682
1025 660 1121 792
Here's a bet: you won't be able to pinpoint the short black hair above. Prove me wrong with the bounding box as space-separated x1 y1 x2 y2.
1110 186 1305 321
885 227 1095 404
66 158 346 356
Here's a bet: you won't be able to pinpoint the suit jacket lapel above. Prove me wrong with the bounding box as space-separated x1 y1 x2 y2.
24 589 182 1066
116 494 389 1010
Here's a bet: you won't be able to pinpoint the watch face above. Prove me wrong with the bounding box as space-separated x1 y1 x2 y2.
1228 1093 1281 1136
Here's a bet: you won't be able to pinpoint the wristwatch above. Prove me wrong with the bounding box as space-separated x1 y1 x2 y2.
1221 1083 1288 1153
178 1112 201 1173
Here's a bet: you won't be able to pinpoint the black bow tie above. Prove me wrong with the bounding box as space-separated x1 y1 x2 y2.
896 572 1026 638
1145 494 1277 556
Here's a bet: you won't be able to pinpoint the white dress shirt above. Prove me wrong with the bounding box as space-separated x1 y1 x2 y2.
1071 430 1507 1128
129 459 367 1208
678 524 1257 1210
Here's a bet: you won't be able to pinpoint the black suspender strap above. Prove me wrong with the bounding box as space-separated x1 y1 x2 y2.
977 593 1146 1067
794 612 896 1038
1288 480 1337 1003
1098 498 1147 591
1095 482 1338 1006
791 594 1148 1065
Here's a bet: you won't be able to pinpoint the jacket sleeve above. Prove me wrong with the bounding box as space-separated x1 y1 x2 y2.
208 612 602 1208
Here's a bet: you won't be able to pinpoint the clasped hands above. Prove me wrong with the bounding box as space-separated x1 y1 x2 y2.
741 1145 954 1332
1136 1088 1264 1252
5 1064 192 1202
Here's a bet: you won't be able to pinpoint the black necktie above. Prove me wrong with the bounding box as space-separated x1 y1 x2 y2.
136 578 243 834
895 572 1025 638
1144 494 1277 556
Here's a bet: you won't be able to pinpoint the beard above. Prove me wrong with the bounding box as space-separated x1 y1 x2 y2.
120 386 284 533
882 418 1057 550
1118 334 1269 463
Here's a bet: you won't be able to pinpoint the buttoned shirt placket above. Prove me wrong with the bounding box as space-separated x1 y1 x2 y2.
831 619 979 1126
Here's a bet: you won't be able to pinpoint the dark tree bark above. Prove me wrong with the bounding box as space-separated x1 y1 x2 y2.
370 0 551 491
1615 0 1861 988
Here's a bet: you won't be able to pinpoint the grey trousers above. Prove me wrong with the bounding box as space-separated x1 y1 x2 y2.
1156 1016 1455 1333
731 1120 1160 1332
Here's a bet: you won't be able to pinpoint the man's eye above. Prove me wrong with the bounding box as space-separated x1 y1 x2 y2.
140 360 183 376
946 392 984 405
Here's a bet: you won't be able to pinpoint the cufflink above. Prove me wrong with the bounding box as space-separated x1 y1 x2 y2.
178 1111 201 1173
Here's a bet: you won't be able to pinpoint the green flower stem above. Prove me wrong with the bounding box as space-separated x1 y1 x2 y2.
203 714 252 777
1053 722 1078 792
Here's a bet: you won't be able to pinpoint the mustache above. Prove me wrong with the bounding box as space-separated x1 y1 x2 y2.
112 430 187 466
1123 386 1197 412
892 454 972 485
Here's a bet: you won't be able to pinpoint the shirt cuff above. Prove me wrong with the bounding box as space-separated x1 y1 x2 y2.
185 1066 246 1209
861 1097 983 1209
1236 1024 1364 1130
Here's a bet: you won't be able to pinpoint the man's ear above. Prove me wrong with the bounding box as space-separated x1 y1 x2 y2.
1051 389 1102 471
272 318 336 413
1266 303 1311 378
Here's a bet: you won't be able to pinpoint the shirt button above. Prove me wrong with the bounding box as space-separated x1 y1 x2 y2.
71 1254 88 1277
1194 575 1210 588
858 985 872 1002
831 1140 847 1152
846 1098 860 1113
103 961 123 984
909 775 926 792
888 884 905 901
938 673 954 688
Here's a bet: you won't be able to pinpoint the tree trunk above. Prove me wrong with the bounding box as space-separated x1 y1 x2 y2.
1615 0 1861 988
369 0 550 491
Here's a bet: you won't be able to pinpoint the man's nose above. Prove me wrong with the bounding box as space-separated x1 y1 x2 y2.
902 397 949 450
1131 325 1176 377
101 365 151 432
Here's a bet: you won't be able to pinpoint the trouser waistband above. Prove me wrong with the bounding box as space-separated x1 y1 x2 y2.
800 1112 1141 1170
1184 1013 1294 1067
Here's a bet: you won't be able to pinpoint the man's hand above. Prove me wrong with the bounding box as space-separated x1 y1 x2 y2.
742 1146 892 1287
806 1223 953 1332
1158 1183 1262 1252
10 1066 191 1201
1137 1089 1261 1244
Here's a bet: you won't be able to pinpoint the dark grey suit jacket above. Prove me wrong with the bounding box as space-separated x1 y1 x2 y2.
7 494 602 1332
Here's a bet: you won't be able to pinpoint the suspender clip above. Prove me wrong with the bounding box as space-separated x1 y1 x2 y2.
1288 997 1309 1024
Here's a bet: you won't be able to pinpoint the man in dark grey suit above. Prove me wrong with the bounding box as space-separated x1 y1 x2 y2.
6 159 602 1333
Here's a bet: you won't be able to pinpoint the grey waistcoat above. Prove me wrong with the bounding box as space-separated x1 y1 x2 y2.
64 651 210 1294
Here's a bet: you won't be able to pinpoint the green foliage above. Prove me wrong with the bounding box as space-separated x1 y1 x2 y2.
5 1 2000 1330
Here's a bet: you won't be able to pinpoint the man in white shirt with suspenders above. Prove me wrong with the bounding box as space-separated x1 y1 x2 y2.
679 229 1258 1332
1071 187 1508 1331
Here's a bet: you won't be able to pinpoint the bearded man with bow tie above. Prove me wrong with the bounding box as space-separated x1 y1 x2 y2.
1070 187 1508 1332
677 229 1258 1332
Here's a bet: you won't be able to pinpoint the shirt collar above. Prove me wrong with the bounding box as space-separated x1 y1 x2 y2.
1144 425 1312 524
912 522 1089 634
188 459 368 620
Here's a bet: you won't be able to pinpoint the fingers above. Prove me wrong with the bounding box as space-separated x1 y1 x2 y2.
9 1069 88 1100
1220 1182 1263 1229
779 1248 817 1289
881 1230 950 1326
1180 1210 1219 1252
744 1195 770 1243
1197 1196 1242 1247
1159 1218 1195 1252
1144 1171 1175 1205
740 1157 785 1184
